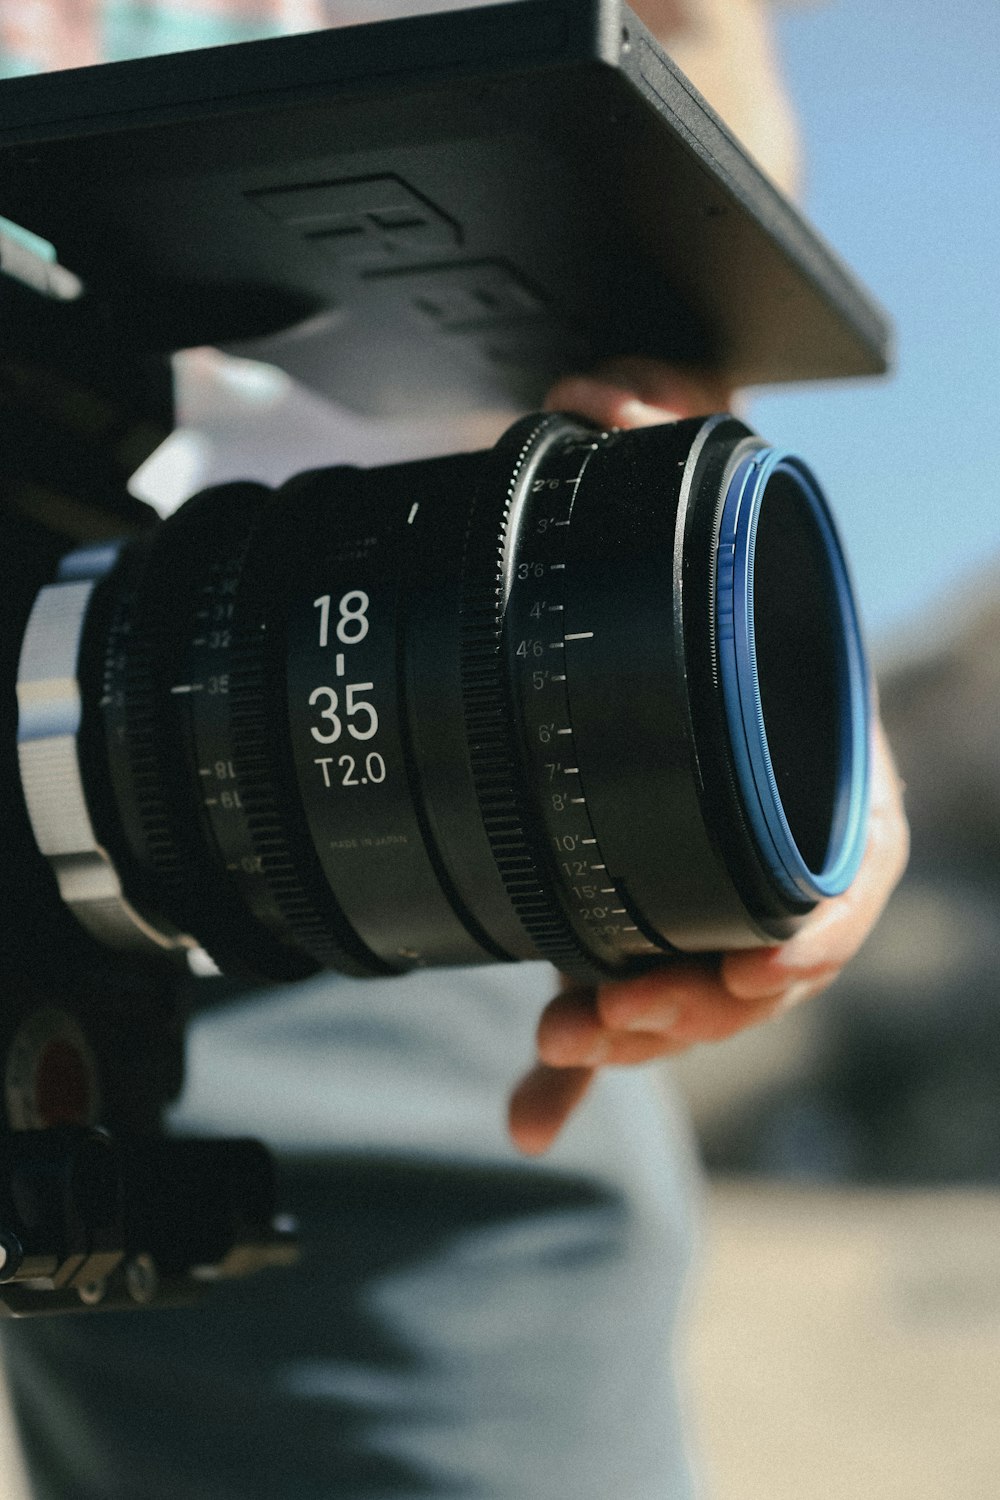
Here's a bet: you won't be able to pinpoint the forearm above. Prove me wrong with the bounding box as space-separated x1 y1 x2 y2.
629 0 802 197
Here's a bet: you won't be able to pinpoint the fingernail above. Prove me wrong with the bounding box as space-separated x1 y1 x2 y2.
614 398 680 428
580 1034 611 1065
601 995 682 1032
725 960 833 1003
541 1028 609 1068
772 980 821 1015
619 1002 681 1033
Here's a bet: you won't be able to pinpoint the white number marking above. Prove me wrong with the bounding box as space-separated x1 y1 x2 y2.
309 686 342 743
365 752 386 784
314 594 331 648
345 683 378 740
337 590 370 644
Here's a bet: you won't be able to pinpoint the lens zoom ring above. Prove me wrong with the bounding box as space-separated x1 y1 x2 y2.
225 537 389 979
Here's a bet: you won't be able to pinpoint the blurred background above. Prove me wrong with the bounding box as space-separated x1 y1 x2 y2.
673 3 1000 1495
0 1 998 1497
678 0 1000 1207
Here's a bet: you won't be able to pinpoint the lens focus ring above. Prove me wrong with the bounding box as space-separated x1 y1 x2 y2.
459 414 665 980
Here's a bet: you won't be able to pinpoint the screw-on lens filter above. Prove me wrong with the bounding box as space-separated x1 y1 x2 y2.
716 450 870 902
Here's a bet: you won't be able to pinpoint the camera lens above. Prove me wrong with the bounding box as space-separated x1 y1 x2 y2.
16 413 870 983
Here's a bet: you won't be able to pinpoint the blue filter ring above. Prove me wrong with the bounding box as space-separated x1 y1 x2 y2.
715 450 870 903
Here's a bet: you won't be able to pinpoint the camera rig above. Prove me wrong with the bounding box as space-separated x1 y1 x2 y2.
0 229 298 1314
0 1 890 1314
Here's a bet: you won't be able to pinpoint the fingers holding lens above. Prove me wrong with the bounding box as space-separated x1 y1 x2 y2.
507 1063 596 1156
720 721 909 1002
544 359 733 429
537 964 790 1072
537 987 686 1067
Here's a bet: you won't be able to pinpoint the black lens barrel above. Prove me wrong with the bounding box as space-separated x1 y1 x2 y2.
41 412 870 983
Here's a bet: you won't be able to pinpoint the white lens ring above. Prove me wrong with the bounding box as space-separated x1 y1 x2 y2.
16 556 191 956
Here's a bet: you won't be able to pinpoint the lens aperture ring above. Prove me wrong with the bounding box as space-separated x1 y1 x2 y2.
159 484 325 980
91 487 320 979
82 540 195 945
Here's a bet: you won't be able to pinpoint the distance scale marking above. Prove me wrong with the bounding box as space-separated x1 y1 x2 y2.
504 434 658 967
97 565 163 871
175 536 283 932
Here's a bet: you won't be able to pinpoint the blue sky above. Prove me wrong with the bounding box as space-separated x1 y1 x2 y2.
751 0 1000 642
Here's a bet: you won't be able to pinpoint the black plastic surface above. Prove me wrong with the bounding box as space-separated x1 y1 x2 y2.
0 1 891 416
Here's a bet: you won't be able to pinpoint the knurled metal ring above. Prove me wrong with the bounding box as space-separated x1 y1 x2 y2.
457 414 605 983
16 546 190 956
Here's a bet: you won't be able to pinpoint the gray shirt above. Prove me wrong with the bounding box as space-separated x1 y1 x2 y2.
3 964 701 1498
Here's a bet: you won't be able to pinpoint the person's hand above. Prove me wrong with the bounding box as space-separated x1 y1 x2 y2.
507 362 910 1155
